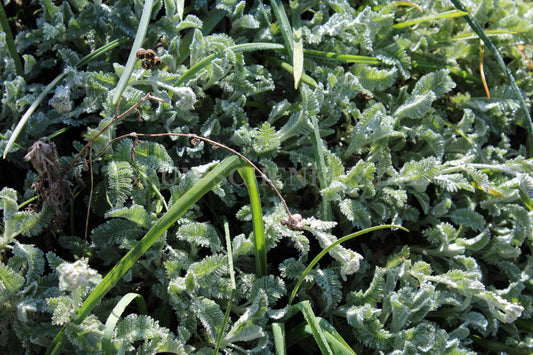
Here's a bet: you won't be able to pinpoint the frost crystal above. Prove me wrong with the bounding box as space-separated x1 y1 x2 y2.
57 258 99 291
48 85 72 113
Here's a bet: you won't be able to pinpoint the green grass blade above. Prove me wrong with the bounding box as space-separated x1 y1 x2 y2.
0 2 23 76
213 220 237 355
102 292 147 355
393 9 468 29
297 301 333 355
316 318 356 355
177 0 184 20
176 42 284 86
451 29 517 41
449 0 533 158
262 55 318 88
285 318 356 354
45 155 245 355
238 166 267 277
3 37 127 159
290 1 303 89
288 224 408 304
273 322 287 355
270 0 293 57
111 0 154 105
303 49 381 65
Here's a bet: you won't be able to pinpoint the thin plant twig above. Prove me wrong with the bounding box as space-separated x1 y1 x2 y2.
95 132 296 220
480 45 491 100
65 93 164 172
67 93 300 228
82 147 94 257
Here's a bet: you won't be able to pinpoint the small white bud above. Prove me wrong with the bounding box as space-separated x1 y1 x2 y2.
57 258 100 292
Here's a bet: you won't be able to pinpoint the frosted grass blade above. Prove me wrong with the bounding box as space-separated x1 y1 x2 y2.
112 0 154 105
102 293 147 355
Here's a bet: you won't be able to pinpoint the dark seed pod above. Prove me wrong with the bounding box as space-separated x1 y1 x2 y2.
152 56 162 67
136 48 147 60
280 213 304 230
144 49 156 60
141 60 151 70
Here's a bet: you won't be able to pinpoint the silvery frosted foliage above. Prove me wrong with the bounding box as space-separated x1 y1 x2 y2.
1 0 533 353
57 258 100 292
171 86 196 110
48 85 72 113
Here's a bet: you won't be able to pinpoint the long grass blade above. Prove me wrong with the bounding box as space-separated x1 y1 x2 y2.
45 155 245 355
304 49 381 65
262 55 318 88
270 0 293 57
238 166 267 277
449 0 533 158
213 220 237 355
3 37 127 158
0 2 23 76
288 225 408 304
102 293 147 355
176 42 284 86
393 9 468 29
112 0 154 105
273 322 287 355
297 301 333 355
290 1 303 89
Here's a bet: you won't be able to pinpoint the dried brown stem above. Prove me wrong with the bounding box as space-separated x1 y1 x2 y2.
65 93 164 172
94 132 295 219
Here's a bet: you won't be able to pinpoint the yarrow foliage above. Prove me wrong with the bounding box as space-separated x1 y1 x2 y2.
1 0 533 353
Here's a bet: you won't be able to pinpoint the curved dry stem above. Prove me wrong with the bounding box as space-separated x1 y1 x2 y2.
93 132 295 220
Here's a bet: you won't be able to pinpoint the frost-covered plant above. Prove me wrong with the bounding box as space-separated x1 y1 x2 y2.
1 0 533 354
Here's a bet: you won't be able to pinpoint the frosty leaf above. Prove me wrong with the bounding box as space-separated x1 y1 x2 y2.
394 91 436 119
105 204 151 228
447 208 485 231
253 122 280 154
105 161 134 208
412 69 456 99
176 222 222 253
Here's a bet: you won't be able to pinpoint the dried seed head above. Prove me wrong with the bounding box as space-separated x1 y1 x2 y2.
141 60 151 70
136 48 147 60
144 49 156 60
152 56 162 67
190 137 200 146
292 213 302 222
280 213 304 231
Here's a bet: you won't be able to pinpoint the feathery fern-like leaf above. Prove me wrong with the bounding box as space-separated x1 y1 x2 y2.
105 160 134 208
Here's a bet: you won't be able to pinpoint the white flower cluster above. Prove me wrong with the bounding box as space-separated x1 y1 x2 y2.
57 258 99 291
48 85 72 113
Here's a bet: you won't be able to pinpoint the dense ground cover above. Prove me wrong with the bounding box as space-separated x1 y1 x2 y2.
1 0 533 353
